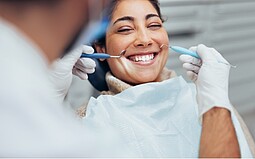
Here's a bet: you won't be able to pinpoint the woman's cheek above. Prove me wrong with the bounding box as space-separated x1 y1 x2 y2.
151 31 169 46
160 31 169 44
107 37 130 55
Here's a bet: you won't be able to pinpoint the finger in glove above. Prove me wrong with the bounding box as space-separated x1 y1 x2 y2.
72 68 89 80
183 63 200 74
179 54 202 66
82 45 94 54
77 58 96 69
74 63 95 74
187 71 198 81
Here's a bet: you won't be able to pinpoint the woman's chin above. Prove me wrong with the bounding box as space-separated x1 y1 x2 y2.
129 73 159 85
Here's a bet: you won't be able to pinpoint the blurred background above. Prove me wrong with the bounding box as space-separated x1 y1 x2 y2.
67 0 255 138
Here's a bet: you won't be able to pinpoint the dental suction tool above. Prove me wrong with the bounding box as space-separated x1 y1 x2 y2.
81 50 126 59
160 44 236 68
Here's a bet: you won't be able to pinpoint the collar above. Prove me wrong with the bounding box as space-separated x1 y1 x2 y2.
101 67 177 95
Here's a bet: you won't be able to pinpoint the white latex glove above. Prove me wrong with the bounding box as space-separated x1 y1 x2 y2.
49 45 96 101
179 44 232 119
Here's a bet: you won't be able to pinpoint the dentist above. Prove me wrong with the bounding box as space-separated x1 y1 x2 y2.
0 0 124 157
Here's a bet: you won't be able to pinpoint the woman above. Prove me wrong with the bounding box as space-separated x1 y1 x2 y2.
78 0 254 157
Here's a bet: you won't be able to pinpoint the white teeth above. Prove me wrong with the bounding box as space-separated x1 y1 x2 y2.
142 56 145 62
130 53 155 62
145 55 149 61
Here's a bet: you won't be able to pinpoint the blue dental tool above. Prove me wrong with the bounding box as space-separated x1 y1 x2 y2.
162 44 236 68
81 50 126 59
160 44 200 58
81 53 120 59
170 46 200 59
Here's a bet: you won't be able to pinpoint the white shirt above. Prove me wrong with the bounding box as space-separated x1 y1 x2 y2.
0 19 129 157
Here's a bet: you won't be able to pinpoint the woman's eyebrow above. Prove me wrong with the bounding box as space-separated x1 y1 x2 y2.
113 14 160 25
146 14 160 20
113 16 134 25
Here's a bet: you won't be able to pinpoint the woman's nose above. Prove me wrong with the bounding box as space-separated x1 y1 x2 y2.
134 29 153 48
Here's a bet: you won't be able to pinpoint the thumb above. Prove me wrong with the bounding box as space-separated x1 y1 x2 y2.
61 45 83 65
82 45 94 54
196 44 217 63
61 45 94 69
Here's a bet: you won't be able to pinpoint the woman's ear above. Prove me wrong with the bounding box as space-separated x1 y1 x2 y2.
95 45 106 61
95 45 105 53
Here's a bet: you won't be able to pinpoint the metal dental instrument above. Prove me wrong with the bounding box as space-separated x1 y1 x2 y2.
81 50 126 59
160 44 236 68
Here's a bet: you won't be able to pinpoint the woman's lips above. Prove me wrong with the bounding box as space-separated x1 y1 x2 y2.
126 52 159 65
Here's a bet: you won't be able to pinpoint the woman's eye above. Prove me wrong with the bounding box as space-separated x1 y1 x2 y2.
117 28 133 33
148 24 162 29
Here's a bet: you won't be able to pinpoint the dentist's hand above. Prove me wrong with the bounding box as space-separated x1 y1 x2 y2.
49 45 96 101
179 44 232 118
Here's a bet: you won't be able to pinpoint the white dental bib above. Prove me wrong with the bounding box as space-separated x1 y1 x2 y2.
84 76 252 157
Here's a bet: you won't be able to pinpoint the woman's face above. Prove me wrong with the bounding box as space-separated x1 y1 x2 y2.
98 0 169 85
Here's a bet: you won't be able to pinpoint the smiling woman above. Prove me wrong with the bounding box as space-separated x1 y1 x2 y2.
77 0 254 158
93 0 170 86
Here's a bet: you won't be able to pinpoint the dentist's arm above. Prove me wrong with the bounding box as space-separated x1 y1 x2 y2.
200 107 240 157
49 45 96 102
179 44 240 157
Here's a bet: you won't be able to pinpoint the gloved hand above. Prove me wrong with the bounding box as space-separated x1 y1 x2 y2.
49 45 96 101
179 44 232 119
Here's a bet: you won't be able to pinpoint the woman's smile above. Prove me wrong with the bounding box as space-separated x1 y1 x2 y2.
124 50 160 66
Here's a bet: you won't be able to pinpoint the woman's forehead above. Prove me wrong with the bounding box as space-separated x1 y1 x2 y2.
111 0 158 21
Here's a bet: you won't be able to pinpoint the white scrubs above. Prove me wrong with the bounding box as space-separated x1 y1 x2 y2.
0 19 130 157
